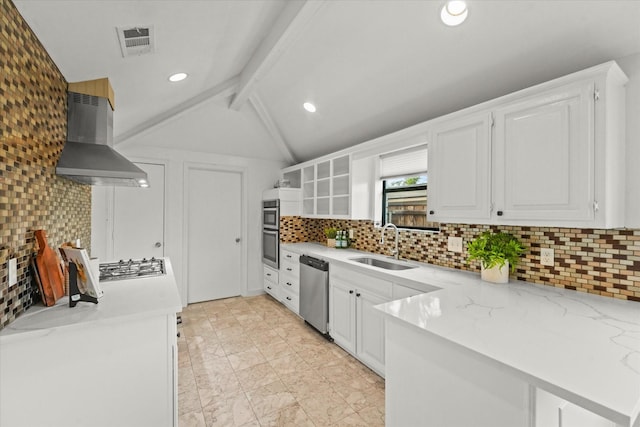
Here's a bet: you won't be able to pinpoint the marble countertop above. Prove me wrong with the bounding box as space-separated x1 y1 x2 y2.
0 258 182 344
283 242 640 427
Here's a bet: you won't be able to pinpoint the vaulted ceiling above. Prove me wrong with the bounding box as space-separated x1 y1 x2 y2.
14 0 640 164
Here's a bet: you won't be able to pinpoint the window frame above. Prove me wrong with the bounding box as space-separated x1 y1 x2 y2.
381 178 438 231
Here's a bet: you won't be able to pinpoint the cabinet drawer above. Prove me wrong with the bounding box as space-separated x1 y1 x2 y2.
281 249 299 264
263 265 279 284
330 264 392 298
264 280 279 299
280 286 299 314
280 258 300 277
279 275 300 295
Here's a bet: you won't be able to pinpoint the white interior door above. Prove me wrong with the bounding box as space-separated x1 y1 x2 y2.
113 162 165 260
186 167 242 303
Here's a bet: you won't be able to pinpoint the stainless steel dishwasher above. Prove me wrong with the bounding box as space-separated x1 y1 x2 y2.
299 255 330 336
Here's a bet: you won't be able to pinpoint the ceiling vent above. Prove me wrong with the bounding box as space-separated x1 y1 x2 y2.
116 26 155 57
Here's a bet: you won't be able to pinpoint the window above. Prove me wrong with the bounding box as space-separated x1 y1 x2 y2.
379 145 439 231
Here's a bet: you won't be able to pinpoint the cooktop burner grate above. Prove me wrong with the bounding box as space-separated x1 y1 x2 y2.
99 258 165 282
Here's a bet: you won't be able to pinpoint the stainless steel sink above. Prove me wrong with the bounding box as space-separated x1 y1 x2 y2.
350 257 418 270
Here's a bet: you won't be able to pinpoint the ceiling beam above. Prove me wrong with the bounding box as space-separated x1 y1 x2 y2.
229 0 327 111
115 76 239 146
249 93 296 164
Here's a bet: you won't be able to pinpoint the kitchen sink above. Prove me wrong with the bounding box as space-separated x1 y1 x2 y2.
350 257 418 271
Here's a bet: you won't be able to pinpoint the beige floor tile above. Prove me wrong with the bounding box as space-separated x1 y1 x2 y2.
332 379 384 413
268 352 309 376
194 371 242 396
201 391 258 427
298 388 356 425
188 335 226 361
179 296 385 427
279 368 332 402
329 412 371 426
179 388 202 416
357 405 385 426
255 338 295 361
179 410 207 427
228 347 268 371
235 362 281 392
257 402 316 427
245 380 297 419
219 336 256 355
192 356 235 378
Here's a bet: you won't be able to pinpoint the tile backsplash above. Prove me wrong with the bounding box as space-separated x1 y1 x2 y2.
0 0 91 329
281 216 640 302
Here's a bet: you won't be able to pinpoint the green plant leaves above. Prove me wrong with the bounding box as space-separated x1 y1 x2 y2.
467 231 526 273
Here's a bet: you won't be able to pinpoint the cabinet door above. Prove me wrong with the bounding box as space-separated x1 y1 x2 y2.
535 388 616 427
428 112 492 221
356 290 388 376
493 82 595 221
329 279 356 354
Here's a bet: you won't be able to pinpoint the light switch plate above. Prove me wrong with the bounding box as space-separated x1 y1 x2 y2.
8 258 17 287
448 236 463 253
540 248 554 266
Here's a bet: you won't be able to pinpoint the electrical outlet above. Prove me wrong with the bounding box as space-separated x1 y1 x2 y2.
540 248 554 266
8 258 17 287
447 236 463 253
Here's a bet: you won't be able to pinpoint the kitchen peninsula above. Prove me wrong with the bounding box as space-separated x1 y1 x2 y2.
0 258 182 427
280 242 640 427
377 278 640 427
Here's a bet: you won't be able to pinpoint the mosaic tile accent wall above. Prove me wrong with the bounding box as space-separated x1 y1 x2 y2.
280 216 640 302
0 0 92 329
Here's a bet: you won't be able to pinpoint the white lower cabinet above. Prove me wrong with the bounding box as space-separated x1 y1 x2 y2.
279 249 300 314
329 264 392 376
263 265 279 300
535 388 617 427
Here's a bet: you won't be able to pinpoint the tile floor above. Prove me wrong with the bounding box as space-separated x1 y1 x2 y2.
177 294 386 427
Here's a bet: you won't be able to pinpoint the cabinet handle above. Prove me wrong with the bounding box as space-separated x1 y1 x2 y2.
286 268 292 271
497 210 503 216
267 286 272 290
356 293 361 297
286 254 292 258
266 273 271 277
286 296 292 301
286 282 292 286
349 290 354 294
429 210 435 215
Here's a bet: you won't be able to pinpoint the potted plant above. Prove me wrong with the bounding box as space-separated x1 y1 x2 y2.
324 227 338 248
466 231 525 283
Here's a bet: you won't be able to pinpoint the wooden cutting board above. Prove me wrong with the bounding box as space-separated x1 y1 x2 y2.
34 230 65 306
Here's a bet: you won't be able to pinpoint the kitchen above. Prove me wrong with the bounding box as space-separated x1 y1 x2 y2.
1 0 639 426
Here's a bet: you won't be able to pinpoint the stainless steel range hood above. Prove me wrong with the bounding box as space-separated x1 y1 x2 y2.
56 92 148 186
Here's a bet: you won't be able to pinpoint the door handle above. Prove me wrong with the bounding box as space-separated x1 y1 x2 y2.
154 242 162 248
235 238 241 243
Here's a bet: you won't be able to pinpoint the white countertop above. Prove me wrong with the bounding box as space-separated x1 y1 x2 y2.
283 242 640 427
0 258 182 344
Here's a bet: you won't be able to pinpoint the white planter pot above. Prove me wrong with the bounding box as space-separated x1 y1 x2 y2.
481 261 510 284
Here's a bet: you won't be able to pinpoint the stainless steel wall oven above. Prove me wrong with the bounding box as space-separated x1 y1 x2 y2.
262 200 279 268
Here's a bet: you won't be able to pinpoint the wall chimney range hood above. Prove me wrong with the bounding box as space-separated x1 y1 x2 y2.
56 91 148 187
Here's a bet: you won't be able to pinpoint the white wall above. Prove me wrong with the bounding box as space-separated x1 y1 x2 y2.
93 145 285 306
617 52 640 228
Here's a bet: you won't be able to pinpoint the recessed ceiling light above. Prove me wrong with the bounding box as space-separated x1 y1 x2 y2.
441 1 468 26
168 72 188 82
303 102 317 113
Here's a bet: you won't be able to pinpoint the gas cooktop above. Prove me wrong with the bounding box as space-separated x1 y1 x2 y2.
99 258 165 282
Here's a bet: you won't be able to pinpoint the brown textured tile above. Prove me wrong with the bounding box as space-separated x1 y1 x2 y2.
281 216 640 302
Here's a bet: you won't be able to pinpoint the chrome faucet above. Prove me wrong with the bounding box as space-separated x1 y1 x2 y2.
380 223 400 259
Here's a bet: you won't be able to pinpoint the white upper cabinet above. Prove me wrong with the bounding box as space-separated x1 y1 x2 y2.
428 61 627 228
493 81 595 222
428 112 492 221
287 154 352 218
